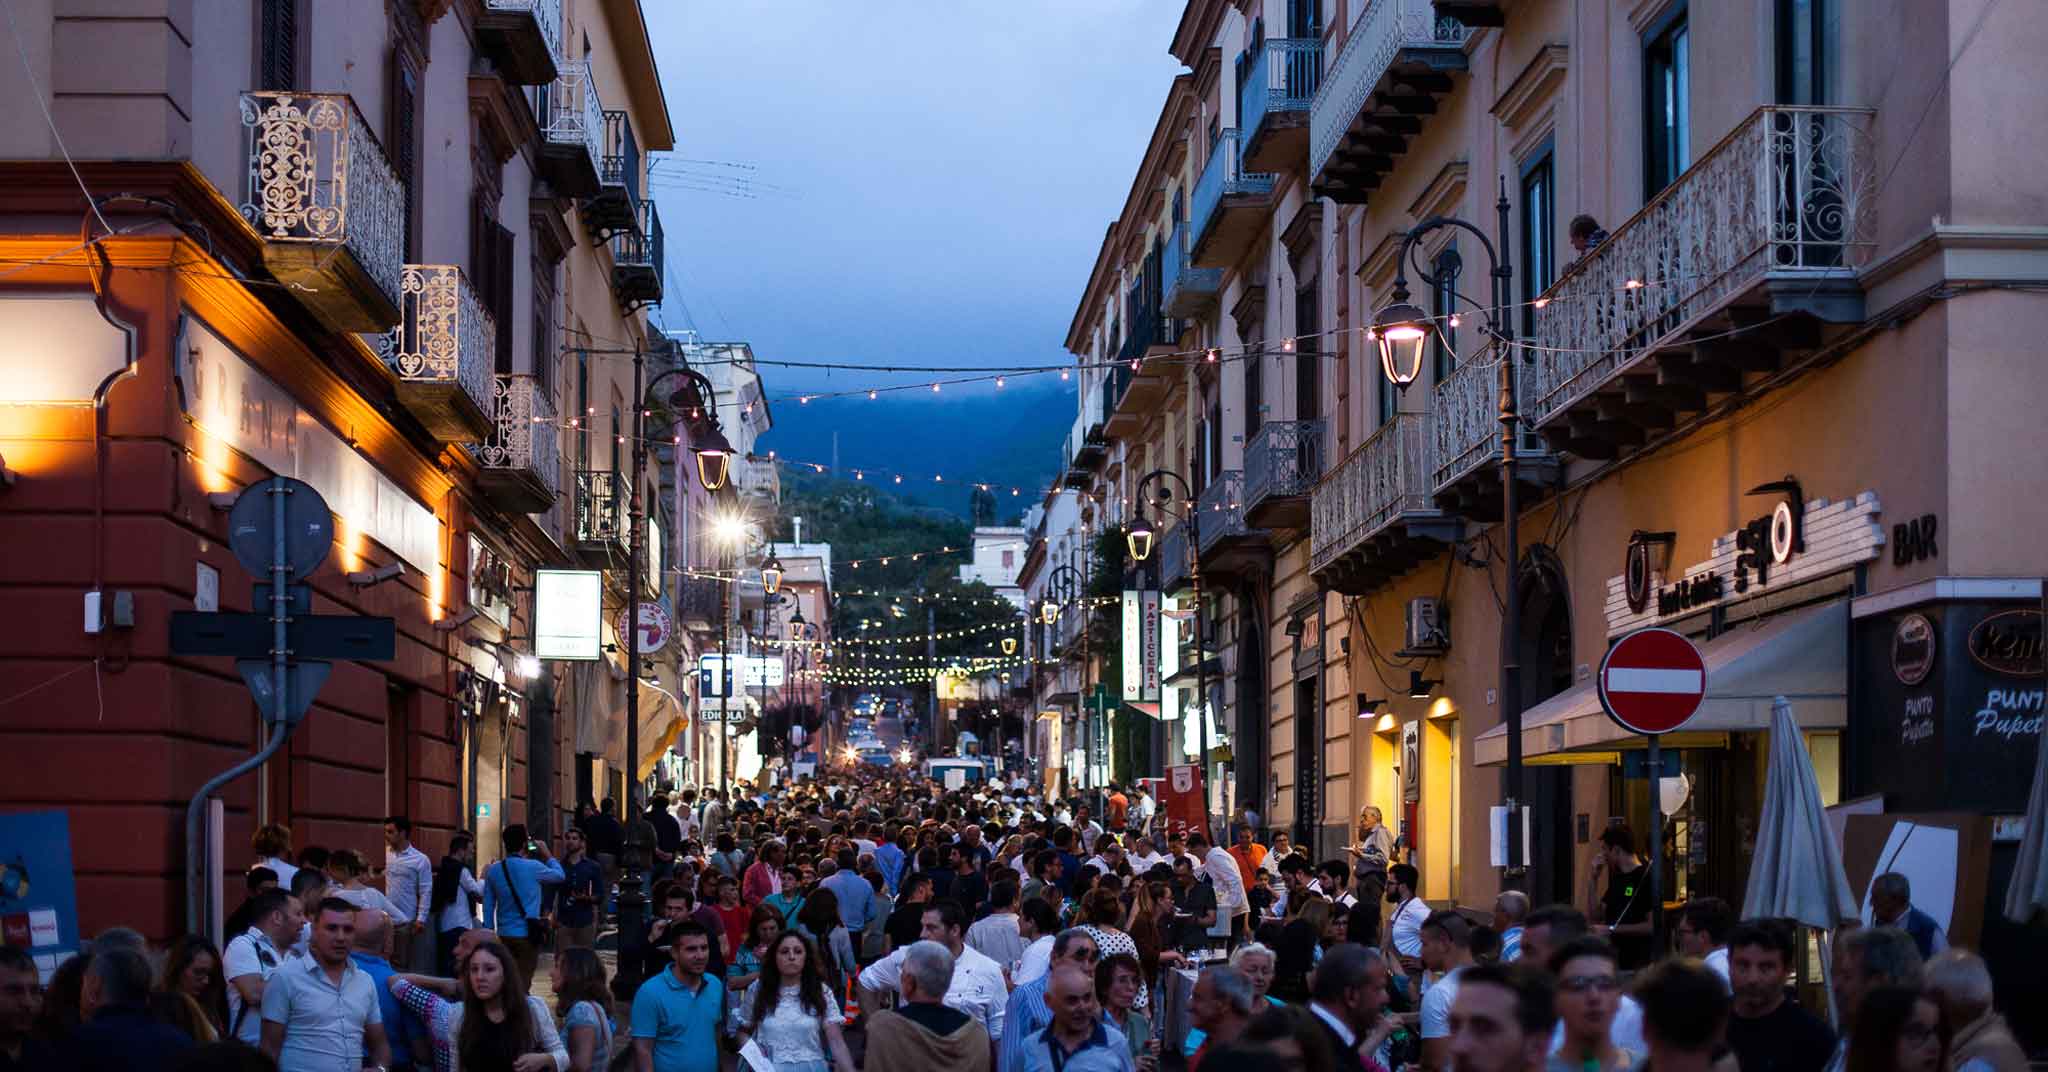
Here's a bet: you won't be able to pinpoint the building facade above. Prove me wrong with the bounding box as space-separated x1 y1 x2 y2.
0 0 703 940
1056 0 2048 981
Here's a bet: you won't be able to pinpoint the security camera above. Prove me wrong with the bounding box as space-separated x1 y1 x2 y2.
348 562 407 588
433 606 481 632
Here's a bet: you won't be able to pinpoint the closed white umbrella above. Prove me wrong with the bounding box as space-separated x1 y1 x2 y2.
2002 715 2048 922
1743 696 1858 929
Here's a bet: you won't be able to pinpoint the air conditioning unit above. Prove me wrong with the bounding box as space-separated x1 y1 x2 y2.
1402 597 1449 655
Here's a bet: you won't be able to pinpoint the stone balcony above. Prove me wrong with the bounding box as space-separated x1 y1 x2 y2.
1309 411 1458 594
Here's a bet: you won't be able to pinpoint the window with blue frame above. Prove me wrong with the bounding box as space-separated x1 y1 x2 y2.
1520 146 1555 336
1644 6 1691 198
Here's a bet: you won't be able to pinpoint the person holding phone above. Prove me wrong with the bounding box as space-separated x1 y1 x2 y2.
482 825 564 985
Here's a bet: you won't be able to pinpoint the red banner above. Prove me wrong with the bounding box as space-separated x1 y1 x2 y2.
1162 763 1206 838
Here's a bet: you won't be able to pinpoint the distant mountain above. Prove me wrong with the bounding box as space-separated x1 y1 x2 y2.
756 380 1069 519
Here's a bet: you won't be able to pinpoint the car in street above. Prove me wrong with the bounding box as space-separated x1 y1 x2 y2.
856 747 894 767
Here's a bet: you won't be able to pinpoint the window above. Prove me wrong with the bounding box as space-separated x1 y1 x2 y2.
1002 549 1015 570
1644 7 1691 197
1776 0 1837 104
575 349 590 468
532 253 558 399
1519 148 1556 335
470 198 516 373
1245 346 1264 441
1286 0 1321 37
1295 282 1320 421
387 54 421 261
1430 244 1461 385
257 0 299 91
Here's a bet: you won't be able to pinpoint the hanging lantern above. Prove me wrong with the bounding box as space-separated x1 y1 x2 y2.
1127 507 1156 562
1001 636 1018 656
1374 286 1433 390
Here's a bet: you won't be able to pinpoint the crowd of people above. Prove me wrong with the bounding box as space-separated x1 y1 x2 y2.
0 770 2030 1072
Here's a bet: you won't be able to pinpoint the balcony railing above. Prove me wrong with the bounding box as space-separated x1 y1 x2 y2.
1242 38 1323 156
385 264 496 440
475 374 560 513
1190 128 1276 261
1162 220 1223 318
1309 412 1433 574
573 469 627 548
478 0 561 84
1195 471 1258 556
537 61 602 196
1524 107 1876 427
1157 522 1193 594
611 199 664 308
239 91 404 331
1428 342 1551 491
1308 0 1470 186
1245 419 1325 509
587 110 642 238
734 456 779 500
678 575 722 630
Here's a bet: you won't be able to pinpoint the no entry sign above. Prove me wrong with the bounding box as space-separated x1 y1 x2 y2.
1598 627 1706 735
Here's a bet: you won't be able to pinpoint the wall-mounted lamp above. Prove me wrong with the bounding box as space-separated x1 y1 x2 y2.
433 606 481 632
348 562 407 588
1355 694 1387 720
1406 670 1439 699
0 451 15 489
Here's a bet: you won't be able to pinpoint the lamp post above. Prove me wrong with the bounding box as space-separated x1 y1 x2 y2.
1128 468 1207 828
620 355 732 994
1044 560 1083 793
1372 182 1526 887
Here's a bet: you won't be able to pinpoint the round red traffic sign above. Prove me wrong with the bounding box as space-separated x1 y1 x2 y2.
1598 627 1707 735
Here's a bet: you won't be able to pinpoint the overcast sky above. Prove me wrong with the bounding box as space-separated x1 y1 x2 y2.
642 4 1186 397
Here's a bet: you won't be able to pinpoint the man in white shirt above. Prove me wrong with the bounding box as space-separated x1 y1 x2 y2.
1126 837 1166 877
1187 831 1248 948
381 815 434 971
1385 864 1432 971
1012 899 1060 986
1134 785 1158 833
224 889 303 1046
260 898 390 1071
1418 911 1476 1072
1674 897 1734 989
966 881 1028 972
859 900 1007 1040
1313 860 1359 909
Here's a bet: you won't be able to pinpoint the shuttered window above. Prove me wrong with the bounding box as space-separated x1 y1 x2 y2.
388 54 420 261
258 0 298 91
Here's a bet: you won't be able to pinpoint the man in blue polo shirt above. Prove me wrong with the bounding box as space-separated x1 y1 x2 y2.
1024 964 1132 1072
631 920 722 1072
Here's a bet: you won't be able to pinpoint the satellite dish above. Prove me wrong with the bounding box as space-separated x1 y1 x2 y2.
226 477 333 579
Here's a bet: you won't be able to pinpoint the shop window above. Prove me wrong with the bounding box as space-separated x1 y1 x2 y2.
1644 6 1692 198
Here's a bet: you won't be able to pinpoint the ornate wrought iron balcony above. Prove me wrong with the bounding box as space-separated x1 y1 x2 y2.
537 61 602 197
1524 107 1875 456
1162 220 1222 318
1427 342 1556 516
1308 0 1469 202
1309 412 1457 594
1242 38 1323 174
240 91 404 332
1195 471 1267 582
1245 419 1324 531
477 0 560 84
383 265 496 441
1190 129 1276 268
572 469 628 560
612 199 663 310
587 110 641 239
677 575 723 631
1157 522 1193 596
475 374 560 515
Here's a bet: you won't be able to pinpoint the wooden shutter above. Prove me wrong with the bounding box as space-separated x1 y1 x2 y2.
493 222 516 373
388 55 420 261
258 0 298 91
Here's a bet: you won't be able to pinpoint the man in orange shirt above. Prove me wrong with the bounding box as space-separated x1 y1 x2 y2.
1105 783 1130 831
1228 825 1266 894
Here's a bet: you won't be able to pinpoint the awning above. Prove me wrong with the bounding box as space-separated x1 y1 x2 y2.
1125 701 1161 718
1161 657 1223 688
1475 598 1850 766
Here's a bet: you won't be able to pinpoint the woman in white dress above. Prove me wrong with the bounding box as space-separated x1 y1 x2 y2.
732 932 856 1072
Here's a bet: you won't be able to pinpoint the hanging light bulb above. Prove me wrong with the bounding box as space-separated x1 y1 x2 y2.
1281 337 1296 353
868 390 878 400
1206 348 1219 363
932 383 941 393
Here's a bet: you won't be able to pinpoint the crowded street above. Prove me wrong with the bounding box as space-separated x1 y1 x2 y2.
1 0 2047 1071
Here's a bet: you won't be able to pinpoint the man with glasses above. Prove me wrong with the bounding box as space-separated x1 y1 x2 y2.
1673 898 1733 988
1545 937 1634 1072
999 928 1099 1072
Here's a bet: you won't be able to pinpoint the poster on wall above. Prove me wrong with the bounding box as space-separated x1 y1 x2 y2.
1841 812 1993 949
0 811 81 982
1162 763 1207 838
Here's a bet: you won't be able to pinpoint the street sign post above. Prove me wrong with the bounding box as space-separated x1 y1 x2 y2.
172 477 396 936
1597 626 1707 957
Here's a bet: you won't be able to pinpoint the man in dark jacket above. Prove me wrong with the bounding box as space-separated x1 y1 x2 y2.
64 947 195 1072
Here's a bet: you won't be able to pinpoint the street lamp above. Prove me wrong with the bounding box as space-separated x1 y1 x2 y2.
1374 181 1528 888
787 604 808 644
761 548 784 595
1127 505 1156 562
1133 468 1209 835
